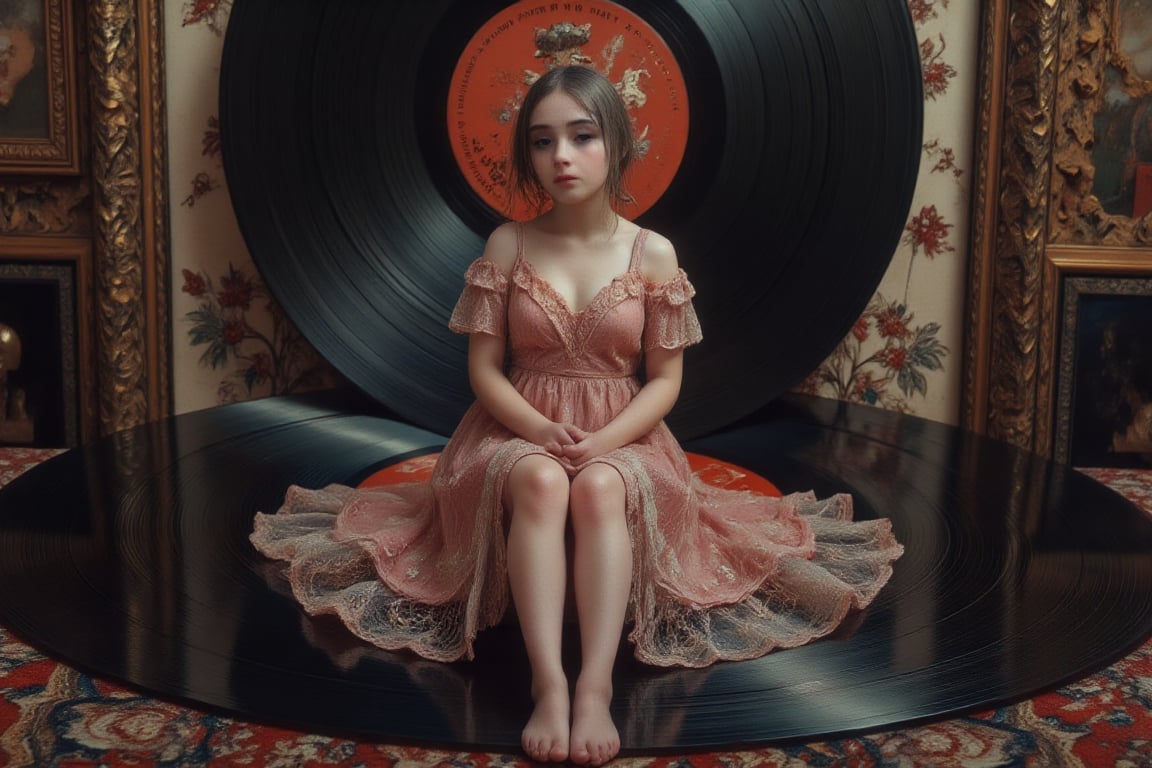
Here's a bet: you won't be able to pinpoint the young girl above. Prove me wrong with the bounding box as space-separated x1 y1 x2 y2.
253 65 902 766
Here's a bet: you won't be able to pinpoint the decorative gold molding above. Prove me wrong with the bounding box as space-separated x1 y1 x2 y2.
0 177 90 234
88 0 170 435
1051 0 1152 245
964 0 1062 453
141 0 171 425
962 0 1007 437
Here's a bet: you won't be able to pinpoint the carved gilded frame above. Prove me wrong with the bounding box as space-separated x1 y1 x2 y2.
0 0 79 173
87 0 171 434
964 0 1152 458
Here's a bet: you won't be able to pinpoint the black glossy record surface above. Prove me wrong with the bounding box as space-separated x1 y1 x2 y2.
218 0 923 439
2 392 1151 751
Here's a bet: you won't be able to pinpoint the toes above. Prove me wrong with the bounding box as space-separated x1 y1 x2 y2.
523 737 566 764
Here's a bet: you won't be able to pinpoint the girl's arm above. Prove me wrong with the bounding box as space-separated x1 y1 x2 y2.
561 345 683 464
468 331 578 456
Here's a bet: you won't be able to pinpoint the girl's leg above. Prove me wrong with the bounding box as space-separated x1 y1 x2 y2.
504 454 572 763
567 463 630 766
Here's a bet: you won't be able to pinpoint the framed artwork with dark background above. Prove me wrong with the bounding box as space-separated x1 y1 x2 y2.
0 260 78 447
0 238 93 445
1055 275 1152 468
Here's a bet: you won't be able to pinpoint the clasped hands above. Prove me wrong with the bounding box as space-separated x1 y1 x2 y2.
531 420 607 467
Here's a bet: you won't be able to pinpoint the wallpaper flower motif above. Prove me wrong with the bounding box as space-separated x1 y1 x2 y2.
182 0 232 35
182 264 336 404
903 203 956 304
907 0 950 24
180 116 220 208
798 294 947 411
920 35 957 101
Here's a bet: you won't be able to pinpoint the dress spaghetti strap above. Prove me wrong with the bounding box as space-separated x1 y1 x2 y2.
629 228 649 273
514 222 526 267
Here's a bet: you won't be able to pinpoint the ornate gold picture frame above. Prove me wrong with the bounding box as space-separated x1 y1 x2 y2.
0 0 79 174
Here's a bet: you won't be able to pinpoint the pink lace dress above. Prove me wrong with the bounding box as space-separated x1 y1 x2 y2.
251 227 903 668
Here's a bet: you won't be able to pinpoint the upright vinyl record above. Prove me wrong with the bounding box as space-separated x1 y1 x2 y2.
219 0 922 438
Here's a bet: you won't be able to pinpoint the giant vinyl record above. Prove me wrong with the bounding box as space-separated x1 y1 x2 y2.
219 0 922 438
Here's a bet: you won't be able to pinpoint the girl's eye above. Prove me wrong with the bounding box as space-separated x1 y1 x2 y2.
531 136 552 149
575 132 597 143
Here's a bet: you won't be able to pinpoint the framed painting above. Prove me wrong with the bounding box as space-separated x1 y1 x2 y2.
0 236 93 447
1055 273 1152 468
0 260 79 447
0 0 79 173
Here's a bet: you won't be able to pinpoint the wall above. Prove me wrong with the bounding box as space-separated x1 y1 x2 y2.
165 0 979 426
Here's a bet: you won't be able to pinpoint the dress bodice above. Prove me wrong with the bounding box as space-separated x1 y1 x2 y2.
448 226 704 383
507 257 646 380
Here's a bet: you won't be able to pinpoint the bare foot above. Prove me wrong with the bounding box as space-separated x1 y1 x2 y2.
569 680 619 766
522 679 570 763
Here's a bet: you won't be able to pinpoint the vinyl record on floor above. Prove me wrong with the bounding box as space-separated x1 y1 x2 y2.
2 392 1151 751
219 0 923 439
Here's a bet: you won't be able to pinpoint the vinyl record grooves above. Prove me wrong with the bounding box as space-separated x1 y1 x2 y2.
219 0 922 439
2 392 1152 751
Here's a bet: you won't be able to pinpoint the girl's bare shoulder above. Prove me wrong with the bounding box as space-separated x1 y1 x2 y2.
480 221 520 274
639 229 679 283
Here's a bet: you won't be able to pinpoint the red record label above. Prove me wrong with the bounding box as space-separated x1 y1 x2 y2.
360 452 781 497
448 0 689 220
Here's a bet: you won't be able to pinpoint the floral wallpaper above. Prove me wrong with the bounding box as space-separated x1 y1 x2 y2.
180 0 231 34
166 0 976 426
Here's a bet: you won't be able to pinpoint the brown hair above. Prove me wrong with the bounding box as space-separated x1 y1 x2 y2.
507 65 636 214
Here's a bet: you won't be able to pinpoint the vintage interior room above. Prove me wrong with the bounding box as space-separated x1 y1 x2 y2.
1 0 1151 765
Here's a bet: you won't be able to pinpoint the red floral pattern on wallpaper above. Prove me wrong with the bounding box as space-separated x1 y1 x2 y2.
181 0 232 35
182 265 335 403
180 116 221 208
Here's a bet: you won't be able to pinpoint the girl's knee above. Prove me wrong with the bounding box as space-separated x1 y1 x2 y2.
506 454 570 511
570 464 626 527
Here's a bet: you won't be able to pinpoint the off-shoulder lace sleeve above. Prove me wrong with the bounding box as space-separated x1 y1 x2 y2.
448 258 509 337
644 268 703 350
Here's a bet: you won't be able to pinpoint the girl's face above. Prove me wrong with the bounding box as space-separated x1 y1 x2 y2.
527 90 610 207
